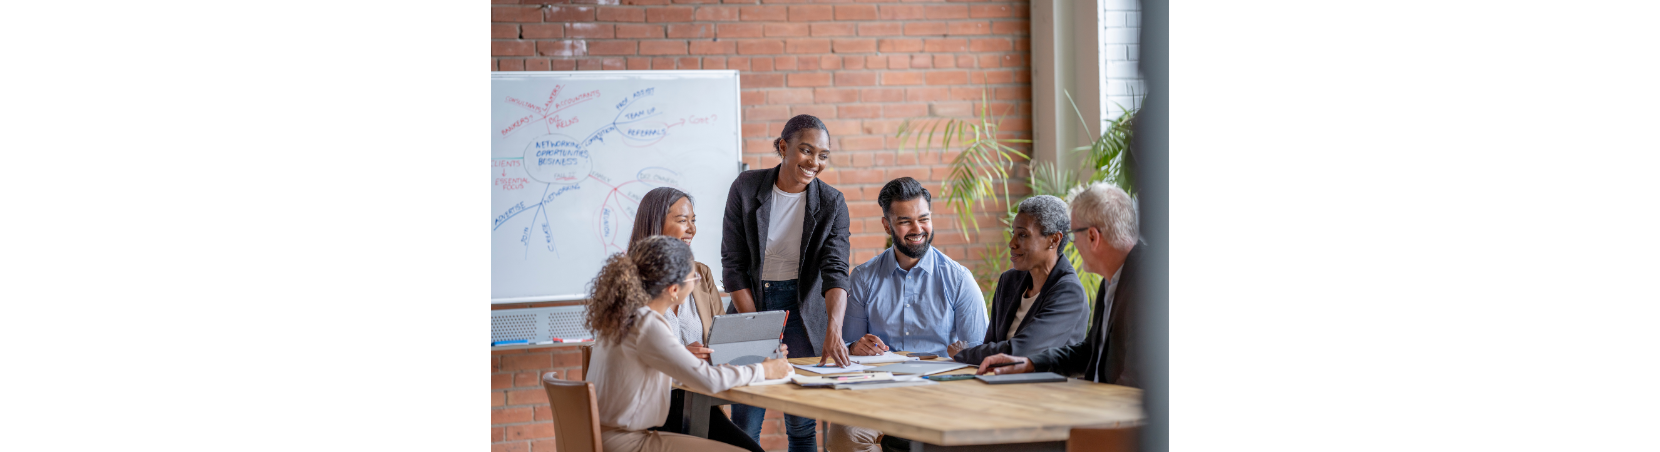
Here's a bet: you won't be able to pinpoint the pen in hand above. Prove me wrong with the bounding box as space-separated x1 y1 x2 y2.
985 359 1025 369
977 359 1026 375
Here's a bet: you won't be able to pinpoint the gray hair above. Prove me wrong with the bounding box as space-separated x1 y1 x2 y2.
1016 195 1071 237
1068 183 1138 251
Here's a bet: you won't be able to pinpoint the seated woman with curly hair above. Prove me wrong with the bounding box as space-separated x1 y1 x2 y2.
583 235 793 452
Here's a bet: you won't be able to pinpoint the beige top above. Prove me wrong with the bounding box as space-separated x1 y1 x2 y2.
587 306 764 432
1006 291 1039 341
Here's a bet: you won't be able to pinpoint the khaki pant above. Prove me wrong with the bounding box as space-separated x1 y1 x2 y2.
826 423 884 452
602 429 747 452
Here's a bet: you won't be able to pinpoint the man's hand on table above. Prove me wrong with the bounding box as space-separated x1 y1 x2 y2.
850 334 889 356
946 340 968 358
976 353 1035 375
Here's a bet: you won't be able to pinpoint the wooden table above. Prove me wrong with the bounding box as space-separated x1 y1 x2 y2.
679 355 1143 452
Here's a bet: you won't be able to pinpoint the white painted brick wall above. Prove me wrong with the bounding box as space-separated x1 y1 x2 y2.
1101 0 1143 125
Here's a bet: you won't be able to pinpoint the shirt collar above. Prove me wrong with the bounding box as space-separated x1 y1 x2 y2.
883 246 936 276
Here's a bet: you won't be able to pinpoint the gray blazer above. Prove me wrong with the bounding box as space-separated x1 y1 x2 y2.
719 164 852 356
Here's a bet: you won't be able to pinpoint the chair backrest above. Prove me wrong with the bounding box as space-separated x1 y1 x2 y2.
581 344 592 372
1066 425 1139 452
541 372 603 452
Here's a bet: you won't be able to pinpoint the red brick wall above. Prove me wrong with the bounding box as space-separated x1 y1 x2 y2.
492 1 1032 451
491 345 586 451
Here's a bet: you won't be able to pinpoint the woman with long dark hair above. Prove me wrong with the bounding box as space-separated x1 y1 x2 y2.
627 187 762 452
720 114 852 451
583 236 792 452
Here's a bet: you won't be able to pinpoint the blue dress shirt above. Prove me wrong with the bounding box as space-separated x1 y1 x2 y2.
841 246 988 356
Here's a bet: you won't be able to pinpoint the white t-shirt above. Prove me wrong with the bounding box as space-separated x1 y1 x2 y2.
1007 290 1040 341
761 184 806 281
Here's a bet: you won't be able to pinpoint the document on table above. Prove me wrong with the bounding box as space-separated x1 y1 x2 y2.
792 363 872 374
850 351 919 364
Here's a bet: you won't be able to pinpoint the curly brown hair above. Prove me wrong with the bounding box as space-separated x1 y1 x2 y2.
584 235 694 344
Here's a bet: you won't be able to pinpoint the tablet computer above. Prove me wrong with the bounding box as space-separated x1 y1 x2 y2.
974 372 1068 384
707 311 788 366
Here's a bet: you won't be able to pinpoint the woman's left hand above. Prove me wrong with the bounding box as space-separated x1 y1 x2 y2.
685 342 713 361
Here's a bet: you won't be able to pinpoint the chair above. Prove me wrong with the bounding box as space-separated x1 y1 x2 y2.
541 372 603 452
581 343 592 372
1066 425 1139 452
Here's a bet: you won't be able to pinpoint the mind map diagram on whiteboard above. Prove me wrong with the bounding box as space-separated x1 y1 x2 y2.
490 84 721 259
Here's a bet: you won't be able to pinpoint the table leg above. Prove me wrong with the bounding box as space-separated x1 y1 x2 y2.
909 440 1066 452
680 392 734 439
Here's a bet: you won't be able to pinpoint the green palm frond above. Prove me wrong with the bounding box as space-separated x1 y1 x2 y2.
899 85 1136 309
895 85 1028 241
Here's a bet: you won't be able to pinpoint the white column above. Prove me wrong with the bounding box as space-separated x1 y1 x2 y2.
1031 0 1103 169
1102 0 1143 130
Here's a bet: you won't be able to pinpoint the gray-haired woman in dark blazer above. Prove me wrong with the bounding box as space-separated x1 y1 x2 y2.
951 195 1089 365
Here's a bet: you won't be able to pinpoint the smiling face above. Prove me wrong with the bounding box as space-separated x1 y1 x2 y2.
1007 212 1059 272
660 196 696 246
882 197 933 259
776 127 831 191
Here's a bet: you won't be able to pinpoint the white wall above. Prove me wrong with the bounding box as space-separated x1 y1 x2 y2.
1102 0 1143 129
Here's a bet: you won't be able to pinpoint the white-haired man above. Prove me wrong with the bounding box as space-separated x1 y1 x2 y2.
975 182 1143 387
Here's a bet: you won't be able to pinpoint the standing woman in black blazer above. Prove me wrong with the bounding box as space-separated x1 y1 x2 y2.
720 114 852 452
950 195 1090 365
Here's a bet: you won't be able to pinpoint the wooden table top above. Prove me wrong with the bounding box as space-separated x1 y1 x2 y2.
680 354 1144 446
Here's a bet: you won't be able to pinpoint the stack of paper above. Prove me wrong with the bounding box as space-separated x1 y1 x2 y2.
791 371 894 388
792 363 872 374
849 352 919 364
832 379 937 390
789 372 937 390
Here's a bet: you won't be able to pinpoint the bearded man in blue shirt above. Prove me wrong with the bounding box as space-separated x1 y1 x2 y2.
826 177 989 452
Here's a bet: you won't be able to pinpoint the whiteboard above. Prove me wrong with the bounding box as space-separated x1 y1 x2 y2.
491 71 742 303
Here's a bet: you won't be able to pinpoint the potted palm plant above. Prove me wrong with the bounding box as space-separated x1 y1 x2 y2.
896 86 1137 305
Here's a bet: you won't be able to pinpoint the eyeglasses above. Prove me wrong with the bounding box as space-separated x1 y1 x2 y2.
684 274 702 285
1066 226 1095 242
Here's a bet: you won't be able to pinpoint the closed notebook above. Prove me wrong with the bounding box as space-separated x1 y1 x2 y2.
974 372 1068 384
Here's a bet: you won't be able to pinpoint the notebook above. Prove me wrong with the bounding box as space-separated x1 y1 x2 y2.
974 372 1068 384
875 361 972 376
849 351 918 364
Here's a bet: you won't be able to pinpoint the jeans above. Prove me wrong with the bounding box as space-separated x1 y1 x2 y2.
732 279 818 452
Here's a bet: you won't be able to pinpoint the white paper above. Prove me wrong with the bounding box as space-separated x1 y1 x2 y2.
849 352 919 364
792 363 872 374
832 379 939 390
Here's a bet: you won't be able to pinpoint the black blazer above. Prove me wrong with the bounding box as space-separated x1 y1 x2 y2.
719 164 851 356
952 253 1089 365
1029 244 1144 387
